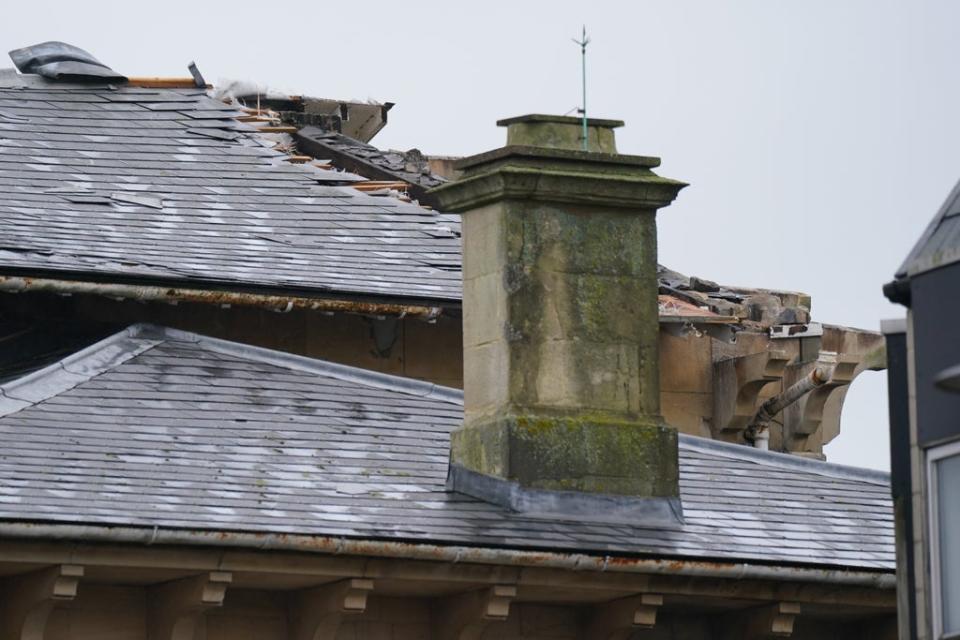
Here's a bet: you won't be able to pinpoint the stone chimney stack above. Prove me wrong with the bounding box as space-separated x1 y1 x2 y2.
430 115 687 522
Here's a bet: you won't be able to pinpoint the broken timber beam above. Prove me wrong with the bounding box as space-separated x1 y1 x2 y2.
127 77 210 89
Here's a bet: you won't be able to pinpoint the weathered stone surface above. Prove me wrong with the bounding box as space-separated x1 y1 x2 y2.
689 276 720 293
496 114 623 153
660 332 713 394
450 414 679 496
459 199 665 423
432 115 686 503
775 307 812 325
661 391 713 438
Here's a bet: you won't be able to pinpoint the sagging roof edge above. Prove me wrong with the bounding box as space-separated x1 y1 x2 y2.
0 322 891 488
0 274 453 320
0 521 895 587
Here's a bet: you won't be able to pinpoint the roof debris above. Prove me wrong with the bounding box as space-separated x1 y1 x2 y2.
0 75 462 301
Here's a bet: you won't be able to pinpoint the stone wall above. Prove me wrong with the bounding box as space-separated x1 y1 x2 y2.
0 290 882 458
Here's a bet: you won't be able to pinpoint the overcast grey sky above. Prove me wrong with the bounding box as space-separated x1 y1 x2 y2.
4 0 957 470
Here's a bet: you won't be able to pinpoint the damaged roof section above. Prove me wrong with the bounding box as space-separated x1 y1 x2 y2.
0 323 894 570
0 44 819 323
296 127 447 206
214 81 393 144
658 265 813 330
0 68 462 302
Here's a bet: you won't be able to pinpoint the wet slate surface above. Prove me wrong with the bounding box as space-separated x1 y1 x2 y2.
0 325 894 571
0 74 461 301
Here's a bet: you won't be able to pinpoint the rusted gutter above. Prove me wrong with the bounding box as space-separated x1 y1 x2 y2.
0 276 444 320
0 523 895 588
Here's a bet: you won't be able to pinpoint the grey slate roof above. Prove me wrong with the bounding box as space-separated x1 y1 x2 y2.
894 177 960 280
0 70 461 301
0 70 798 315
0 324 894 571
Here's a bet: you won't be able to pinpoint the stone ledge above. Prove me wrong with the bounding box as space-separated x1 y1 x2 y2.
452 145 663 171
430 165 686 213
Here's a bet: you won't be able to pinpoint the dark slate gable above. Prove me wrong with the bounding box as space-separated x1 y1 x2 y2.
892 178 960 282
0 72 461 301
0 324 894 570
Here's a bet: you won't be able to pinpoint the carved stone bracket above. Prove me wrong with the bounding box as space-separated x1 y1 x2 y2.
433 584 517 640
714 349 794 435
795 331 886 444
289 578 374 640
0 564 83 640
587 593 663 639
721 601 801 639
147 571 232 640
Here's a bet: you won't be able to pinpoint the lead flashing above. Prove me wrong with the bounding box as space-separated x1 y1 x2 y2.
447 464 684 528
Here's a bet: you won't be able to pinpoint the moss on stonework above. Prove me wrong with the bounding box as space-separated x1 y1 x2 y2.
496 200 662 416
451 414 679 498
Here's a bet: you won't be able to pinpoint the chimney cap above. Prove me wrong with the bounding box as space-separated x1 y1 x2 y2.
495 113 624 154
496 113 625 129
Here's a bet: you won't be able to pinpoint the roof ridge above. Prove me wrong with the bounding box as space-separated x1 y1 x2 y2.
678 433 890 486
0 322 464 416
0 325 163 417
137 324 465 405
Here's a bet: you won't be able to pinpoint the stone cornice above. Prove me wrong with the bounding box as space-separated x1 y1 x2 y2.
430 163 687 212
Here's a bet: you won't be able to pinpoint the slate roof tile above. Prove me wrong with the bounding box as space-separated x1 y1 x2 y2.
0 324 894 571
0 75 461 301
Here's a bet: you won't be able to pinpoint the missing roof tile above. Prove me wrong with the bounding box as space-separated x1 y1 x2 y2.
109 192 165 209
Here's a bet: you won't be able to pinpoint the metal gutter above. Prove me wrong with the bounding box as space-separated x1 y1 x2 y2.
0 275 444 320
0 523 895 588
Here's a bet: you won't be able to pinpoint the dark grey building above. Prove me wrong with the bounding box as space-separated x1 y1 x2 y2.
884 180 960 640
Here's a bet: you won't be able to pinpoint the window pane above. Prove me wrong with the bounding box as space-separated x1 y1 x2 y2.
938 452 960 635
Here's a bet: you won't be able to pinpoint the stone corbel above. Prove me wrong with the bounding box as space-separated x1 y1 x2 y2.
433 585 517 640
289 578 374 640
714 349 793 435
795 334 886 443
147 571 232 640
0 564 83 640
587 593 663 639
721 602 801 639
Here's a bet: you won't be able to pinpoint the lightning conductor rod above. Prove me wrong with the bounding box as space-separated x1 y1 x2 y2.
572 25 591 151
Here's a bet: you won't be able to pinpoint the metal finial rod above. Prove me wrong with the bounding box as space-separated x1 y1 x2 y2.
572 25 591 151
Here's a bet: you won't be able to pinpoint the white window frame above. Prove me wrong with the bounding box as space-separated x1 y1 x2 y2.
928 437 960 640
